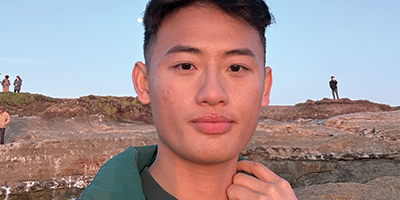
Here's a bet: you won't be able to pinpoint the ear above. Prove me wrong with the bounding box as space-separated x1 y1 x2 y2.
261 66 272 106
132 61 150 104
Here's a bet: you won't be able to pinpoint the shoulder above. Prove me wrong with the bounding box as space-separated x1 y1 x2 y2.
80 145 157 200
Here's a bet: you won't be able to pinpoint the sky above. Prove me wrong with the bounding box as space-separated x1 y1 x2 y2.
1 0 399 106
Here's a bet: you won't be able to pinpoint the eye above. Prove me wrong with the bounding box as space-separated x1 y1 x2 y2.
228 64 247 72
176 63 196 70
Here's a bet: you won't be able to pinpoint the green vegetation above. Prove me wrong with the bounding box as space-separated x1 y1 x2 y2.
0 92 58 108
0 92 152 122
132 98 144 111
294 102 305 107
78 95 151 119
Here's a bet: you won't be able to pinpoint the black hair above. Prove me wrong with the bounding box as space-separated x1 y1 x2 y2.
142 0 274 66
5 75 9 79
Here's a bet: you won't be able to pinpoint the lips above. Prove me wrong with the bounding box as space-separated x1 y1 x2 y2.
191 114 233 134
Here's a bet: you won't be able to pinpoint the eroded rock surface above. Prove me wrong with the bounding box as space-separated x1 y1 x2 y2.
325 111 400 141
243 110 400 190
0 116 158 199
294 176 400 200
0 109 399 199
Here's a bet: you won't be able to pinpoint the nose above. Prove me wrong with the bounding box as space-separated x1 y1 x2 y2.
195 71 228 106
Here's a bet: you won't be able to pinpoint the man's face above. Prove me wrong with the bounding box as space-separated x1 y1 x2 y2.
133 5 272 164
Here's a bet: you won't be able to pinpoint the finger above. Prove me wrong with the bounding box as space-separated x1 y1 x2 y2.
227 183 269 200
232 172 266 193
237 161 296 198
235 171 290 195
237 160 280 183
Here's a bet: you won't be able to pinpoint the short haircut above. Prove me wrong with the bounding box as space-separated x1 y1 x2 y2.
142 0 274 67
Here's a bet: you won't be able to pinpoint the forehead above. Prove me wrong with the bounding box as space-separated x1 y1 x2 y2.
148 5 264 66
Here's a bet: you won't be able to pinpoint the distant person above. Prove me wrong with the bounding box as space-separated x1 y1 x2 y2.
329 76 339 100
1 75 10 92
13 76 22 93
0 106 11 145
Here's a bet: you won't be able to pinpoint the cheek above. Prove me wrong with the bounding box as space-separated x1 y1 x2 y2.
232 83 264 124
149 79 188 122
233 81 264 108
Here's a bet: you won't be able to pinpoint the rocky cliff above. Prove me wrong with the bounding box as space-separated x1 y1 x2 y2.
0 93 398 200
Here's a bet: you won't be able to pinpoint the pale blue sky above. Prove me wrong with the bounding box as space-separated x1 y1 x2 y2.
1 0 399 106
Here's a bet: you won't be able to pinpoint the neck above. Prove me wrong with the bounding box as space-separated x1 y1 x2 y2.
149 143 238 200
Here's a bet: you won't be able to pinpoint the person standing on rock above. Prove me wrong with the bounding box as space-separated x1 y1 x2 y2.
13 75 22 93
0 106 11 145
80 0 296 200
1 75 11 92
329 76 339 100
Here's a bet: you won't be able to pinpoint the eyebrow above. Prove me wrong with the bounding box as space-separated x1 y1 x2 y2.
166 45 202 55
165 45 256 58
224 48 255 58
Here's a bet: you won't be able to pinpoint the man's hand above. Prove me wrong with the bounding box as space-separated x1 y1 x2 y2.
227 160 297 200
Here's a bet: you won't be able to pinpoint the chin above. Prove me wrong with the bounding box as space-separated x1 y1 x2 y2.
186 145 244 165
189 153 239 165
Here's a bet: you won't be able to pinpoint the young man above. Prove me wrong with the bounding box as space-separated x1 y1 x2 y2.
80 0 296 199
329 76 339 100
0 106 11 145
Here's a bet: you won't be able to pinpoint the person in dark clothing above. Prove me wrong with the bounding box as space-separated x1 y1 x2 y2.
14 76 22 93
329 76 339 100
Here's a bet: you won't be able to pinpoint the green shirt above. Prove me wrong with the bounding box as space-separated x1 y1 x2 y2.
81 145 158 200
141 167 177 200
80 145 247 200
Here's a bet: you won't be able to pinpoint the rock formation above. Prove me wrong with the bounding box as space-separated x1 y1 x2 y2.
0 93 398 199
260 98 393 121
